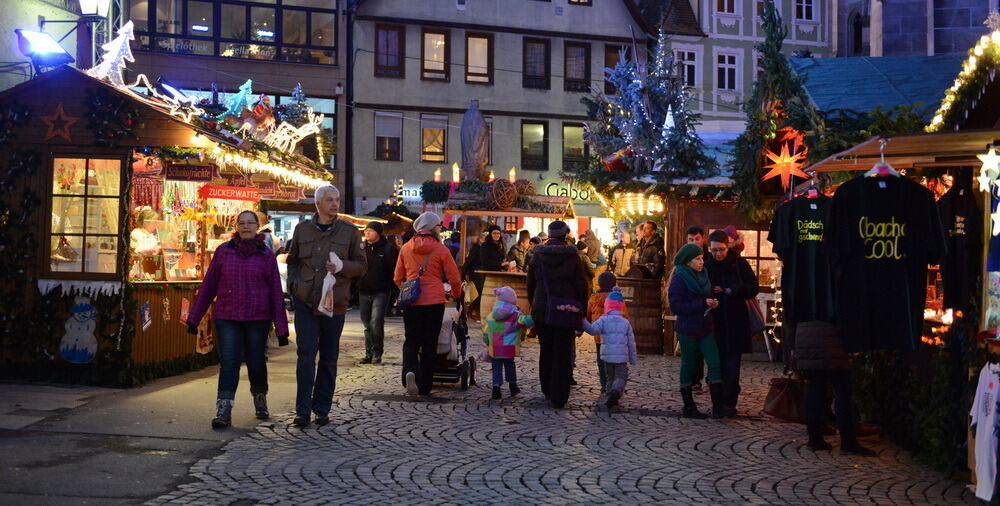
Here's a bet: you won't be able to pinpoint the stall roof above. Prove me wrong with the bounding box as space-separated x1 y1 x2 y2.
790 55 963 118
808 129 1000 172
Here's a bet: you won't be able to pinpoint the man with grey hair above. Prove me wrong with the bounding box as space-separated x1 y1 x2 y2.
286 185 367 427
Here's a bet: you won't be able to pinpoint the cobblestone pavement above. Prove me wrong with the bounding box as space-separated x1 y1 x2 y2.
151 316 975 505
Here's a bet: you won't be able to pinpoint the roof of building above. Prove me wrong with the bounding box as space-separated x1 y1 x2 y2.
629 0 705 37
789 55 964 118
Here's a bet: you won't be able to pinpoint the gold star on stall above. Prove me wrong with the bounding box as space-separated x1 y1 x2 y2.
40 103 80 142
761 142 809 190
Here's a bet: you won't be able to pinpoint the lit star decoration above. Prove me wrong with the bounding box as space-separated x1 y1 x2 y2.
977 147 1000 193
40 103 79 142
760 142 809 190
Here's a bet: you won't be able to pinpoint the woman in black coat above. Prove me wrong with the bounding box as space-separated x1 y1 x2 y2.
464 225 506 314
704 230 758 417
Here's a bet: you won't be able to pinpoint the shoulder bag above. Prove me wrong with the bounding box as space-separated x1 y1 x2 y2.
762 372 806 423
539 261 584 330
399 253 432 307
736 261 766 335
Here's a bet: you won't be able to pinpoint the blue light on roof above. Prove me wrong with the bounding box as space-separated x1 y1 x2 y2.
191 24 209 32
256 29 274 38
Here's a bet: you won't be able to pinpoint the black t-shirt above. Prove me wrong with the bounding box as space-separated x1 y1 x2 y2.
937 181 981 310
768 195 835 323
827 175 946 353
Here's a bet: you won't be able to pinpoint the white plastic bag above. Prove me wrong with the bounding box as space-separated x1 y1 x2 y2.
318 251 342 317
437 307 460 359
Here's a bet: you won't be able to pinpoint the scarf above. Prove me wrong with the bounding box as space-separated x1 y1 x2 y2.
675 265 710 296
233 234 264 257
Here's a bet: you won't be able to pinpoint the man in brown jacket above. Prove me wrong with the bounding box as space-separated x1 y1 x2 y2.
286 185 367 427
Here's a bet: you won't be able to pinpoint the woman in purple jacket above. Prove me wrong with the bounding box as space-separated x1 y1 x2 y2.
667 243 722 419
187 210 289 428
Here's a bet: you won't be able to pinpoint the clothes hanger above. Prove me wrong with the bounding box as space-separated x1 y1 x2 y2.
865 139 900 177
805 174 820 198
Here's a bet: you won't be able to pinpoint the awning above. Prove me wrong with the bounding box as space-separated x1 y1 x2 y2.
809 129 1000 172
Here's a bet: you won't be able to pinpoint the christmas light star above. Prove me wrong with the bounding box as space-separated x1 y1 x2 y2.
761 142 809 190
977 148 1000 192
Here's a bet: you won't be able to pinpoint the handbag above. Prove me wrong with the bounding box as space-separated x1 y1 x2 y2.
538 261 584 330
746 297 766 335
762 374 806 423
399 254 432 307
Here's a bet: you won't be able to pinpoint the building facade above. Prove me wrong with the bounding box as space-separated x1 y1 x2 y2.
350 0 672 217
835 0 992 58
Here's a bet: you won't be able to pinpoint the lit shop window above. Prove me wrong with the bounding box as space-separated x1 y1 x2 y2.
421 114 448 163
466 33 493 84
49 158 122 277
422 29 450 80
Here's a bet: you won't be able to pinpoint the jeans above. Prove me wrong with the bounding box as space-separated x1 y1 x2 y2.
215 319 270 400
678 333 722 386
402 303 445 395
537 322 574 406
294 301 346 417
596 342 607 389
805 369 856 444
492 358 517 386
720 352 743 409
359 292 388 359
604 362 629 396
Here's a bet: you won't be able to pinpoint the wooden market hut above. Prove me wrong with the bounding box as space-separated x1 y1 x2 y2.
0 66 330 386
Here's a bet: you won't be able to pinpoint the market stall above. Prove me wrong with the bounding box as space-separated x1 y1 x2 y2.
0 61 330 386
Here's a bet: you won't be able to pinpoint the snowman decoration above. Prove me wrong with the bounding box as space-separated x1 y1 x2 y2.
59 297 98 364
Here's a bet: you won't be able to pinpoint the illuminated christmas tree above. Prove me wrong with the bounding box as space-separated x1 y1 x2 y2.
87 20 135 87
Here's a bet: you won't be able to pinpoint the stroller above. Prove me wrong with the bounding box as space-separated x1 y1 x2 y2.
433 298 477 390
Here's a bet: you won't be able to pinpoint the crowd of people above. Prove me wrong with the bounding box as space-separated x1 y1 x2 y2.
182 186 874 455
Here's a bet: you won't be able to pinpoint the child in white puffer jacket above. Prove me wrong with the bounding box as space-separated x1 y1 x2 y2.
581 286 637 409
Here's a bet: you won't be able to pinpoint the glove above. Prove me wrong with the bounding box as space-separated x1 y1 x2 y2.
277 334 290 347
186 324 198 335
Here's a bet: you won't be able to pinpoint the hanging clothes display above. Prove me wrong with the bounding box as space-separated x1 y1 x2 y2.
768 194 835 323
971 362 1000 501
937 176 982 311
827 175 947 352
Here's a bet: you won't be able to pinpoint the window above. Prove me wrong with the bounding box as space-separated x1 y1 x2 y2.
604 44 624 94
676 50 697 87
375 112 403 161
851 12 864 56
795 0 815 20
717 0 736 14
568 0 592 4
133 0 337 64
562 123 587 171
421 114 448 162
466 32 493 83
421 29 450 80
523 38 550 89
484 117 493 165
376 24 405 77
716 53 738 91
49 157 122 277
564 41 590 92
713 229 779 288
521 121 548 171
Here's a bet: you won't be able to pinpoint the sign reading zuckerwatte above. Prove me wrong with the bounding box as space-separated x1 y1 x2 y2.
198 185 260 202
165 164 219 182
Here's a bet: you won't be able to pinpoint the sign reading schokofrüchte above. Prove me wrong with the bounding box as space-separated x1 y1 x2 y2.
165 164 219 182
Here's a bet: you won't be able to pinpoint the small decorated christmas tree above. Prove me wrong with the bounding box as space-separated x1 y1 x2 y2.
219 79 253 120
87 20 136 87
278 83 310 126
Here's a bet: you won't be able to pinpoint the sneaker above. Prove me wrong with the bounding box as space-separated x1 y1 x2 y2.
314 413 330 426
492 386 502 400
606 390 621 410
358 356 372 365
405 371 418 396
372 356 383 365
291 415 310 427
509 383 520 396
211 399 232 429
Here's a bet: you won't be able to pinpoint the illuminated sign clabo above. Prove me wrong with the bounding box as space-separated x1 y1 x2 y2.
544 182 594 201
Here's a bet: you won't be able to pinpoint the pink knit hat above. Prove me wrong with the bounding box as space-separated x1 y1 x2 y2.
604 287 625 314
495 286 517 305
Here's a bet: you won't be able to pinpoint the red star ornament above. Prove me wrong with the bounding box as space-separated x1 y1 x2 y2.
761 142 809 190
40 103 80 142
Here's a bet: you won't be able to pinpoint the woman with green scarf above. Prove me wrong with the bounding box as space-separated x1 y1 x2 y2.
667 243 723 419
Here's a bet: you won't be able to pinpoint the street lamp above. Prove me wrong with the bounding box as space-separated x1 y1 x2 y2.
79 0 113 17
14 29 75 74
31 0 112 72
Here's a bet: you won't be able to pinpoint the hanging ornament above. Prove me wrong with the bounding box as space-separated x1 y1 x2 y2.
40 103 80 142
86 21 136 87
760 142 809 190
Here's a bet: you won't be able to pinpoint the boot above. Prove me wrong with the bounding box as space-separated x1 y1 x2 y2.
680 387 708 419
212 399 233 428
807 438 833 452
840 440 876 457
492 386 502 400
509 383 520 396
709 382 725 419
252 392 269 419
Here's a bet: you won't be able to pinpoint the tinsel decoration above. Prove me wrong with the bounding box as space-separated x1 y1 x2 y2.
84 87 141 148
0 104 32 144
0 150 41 193
513 179 536 195
514 195 558 214
458 179 488 195
484 179 517 210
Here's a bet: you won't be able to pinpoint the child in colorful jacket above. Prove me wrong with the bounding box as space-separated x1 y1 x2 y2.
483 286 534 399
581 287 637 409
587 271 629 393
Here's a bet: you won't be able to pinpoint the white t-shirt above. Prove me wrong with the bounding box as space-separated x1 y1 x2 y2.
971 362 1000 500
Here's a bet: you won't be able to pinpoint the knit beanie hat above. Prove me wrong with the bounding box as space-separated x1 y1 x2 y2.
365 221 385 237
413 212 442 233
722 225 740 242
495 286 517 305
597 271 617 292
547 220 570 239
673 243 704 266
487 224 502 234
604 286 625 313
